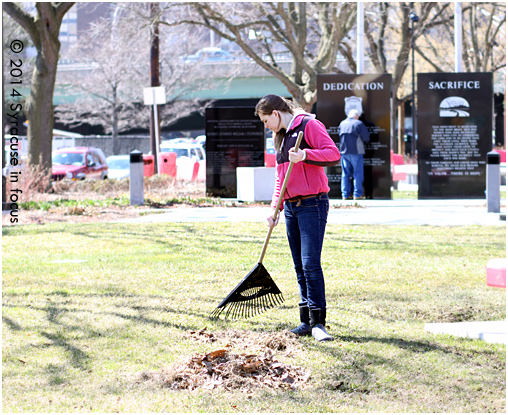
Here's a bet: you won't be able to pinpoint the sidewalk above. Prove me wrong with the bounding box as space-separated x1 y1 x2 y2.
118 198 506 226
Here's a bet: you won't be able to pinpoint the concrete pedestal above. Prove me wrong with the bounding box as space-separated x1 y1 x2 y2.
236 167 275 202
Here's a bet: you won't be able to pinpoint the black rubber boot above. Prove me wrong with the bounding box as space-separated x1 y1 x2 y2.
309 308 333 342
291 305 311 336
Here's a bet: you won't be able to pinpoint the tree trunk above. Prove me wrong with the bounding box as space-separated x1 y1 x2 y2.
27 54 58 175
112 109 120 155
3 2 75 186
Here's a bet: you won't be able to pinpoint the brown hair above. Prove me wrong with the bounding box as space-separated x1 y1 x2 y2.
255 95 295 152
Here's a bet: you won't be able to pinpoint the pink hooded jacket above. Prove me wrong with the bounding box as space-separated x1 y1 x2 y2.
271 113 341 209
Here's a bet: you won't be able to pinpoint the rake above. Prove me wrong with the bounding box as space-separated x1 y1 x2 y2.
210 131 304 319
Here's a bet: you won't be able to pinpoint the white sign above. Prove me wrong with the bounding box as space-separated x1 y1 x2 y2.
143 86 166 105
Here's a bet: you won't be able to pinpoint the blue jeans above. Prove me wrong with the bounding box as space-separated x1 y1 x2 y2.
341 154 365 198
284 194 329 309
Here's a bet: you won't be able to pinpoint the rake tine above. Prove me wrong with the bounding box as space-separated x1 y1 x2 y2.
275 293 281 306
210 307 221 319
263 294 270 311
268 294 274 309
270 294 277 308
245 302 250 319
274 293 281 306
268 293 274 308
273 294 280 307
225 303 232 320
261 295 266 312
231 303 238 319
269 294 277 310
232 302 239 319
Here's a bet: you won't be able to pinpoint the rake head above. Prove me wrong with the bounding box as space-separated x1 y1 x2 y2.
210 263 284 320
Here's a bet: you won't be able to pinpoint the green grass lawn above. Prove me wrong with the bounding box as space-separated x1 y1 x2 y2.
2 222 506 413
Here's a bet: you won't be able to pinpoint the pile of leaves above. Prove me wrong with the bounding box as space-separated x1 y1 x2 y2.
139 329 310 392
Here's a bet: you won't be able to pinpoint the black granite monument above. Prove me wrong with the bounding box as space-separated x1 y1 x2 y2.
316 74 392 199
417 72 493 199
205 107 265 198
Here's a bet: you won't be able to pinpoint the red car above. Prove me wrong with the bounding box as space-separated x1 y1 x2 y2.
52 147 108 181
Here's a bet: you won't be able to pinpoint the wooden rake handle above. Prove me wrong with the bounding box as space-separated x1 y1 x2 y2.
258 131 304 264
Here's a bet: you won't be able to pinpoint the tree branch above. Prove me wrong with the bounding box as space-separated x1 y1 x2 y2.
3 2 40 48
54 2 76 23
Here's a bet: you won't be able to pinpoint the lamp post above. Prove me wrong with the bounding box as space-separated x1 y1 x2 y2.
409 10 419 160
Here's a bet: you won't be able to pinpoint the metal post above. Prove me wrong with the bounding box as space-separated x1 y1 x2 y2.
357 2 364 74
454 2 462 72
130 150 144 206
411 19 416 159
486 151 500 213
152 90 160 175
409 10 419 160
150 2 161 174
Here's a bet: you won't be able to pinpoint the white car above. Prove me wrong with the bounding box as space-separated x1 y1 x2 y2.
106 155 130 180
195 135 206 148
160 141 205 161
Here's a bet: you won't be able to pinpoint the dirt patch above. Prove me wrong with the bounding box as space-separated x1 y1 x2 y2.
3 204 144 226
2 179 207 226
138 328 310 392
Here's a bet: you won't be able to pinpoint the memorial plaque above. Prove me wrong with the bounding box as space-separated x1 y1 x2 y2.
417 72 493 199
206 107 265 197
317 74 392 199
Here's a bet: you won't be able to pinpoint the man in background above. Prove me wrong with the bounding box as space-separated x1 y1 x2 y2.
338 109 370 200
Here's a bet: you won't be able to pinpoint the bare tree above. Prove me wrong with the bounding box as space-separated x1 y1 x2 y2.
410 3 506 77
363 2 453 151
55 10 149 155
3 2 75 183
159 2 356 111
55 3 224 154
461 3 506 73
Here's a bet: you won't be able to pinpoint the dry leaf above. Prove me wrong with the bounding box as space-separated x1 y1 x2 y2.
140 329 310 392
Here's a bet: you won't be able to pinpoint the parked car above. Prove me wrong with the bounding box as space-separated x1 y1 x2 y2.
266 137 275 155
52 147 108 180
183 47 233 63
265 136 276 167
159 141 206 161
106 155 130 180
195 135 206 149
